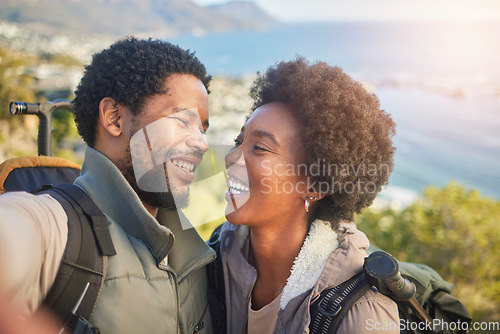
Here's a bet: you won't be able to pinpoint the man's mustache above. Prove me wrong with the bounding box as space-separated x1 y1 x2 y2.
166 149 204 163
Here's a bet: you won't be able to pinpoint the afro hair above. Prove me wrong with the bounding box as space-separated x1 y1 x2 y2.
249 57 396 227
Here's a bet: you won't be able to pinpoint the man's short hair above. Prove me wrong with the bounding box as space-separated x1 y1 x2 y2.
73 37 211 147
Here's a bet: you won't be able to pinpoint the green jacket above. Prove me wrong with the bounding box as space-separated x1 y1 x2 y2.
75 147 215 334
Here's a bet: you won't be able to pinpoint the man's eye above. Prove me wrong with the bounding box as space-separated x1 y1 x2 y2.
166 116 189 127
233 138 242 146
176 118 189 126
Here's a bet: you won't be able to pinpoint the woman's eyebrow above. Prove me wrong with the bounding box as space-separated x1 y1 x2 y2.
251 129 280 147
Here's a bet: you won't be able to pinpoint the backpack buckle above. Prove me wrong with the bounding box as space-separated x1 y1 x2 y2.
317 296 342 317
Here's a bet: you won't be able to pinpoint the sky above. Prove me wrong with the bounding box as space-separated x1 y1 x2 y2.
192 0 500 22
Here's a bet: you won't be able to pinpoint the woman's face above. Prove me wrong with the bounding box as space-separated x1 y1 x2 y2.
225 102 309 227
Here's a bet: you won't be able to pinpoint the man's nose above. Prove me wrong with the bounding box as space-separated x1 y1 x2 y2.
186 131 209 154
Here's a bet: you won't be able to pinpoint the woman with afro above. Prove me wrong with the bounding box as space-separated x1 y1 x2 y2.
209 57 399 333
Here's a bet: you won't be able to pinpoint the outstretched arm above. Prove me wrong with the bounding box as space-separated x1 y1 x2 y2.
0 192 68 317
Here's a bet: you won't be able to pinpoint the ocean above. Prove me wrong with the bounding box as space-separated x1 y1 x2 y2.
169 21 500 202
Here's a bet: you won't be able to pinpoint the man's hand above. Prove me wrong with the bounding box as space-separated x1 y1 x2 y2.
0 300 62 334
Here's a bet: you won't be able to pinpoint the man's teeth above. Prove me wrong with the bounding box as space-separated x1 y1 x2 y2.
228 180 249 194
172 159 195 173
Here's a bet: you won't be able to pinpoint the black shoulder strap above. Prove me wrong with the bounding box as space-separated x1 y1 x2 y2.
206 224 227 334
309 272 372 334
39 184 116 327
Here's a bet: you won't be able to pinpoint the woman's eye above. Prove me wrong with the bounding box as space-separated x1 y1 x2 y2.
253 145 268 152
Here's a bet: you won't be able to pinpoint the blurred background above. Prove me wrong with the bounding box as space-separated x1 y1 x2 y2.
0 0 498 326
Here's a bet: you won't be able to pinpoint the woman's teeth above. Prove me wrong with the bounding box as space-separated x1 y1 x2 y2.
172 159 195 173
228 180 249 194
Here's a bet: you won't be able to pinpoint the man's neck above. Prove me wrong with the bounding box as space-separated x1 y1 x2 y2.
143 202 159 218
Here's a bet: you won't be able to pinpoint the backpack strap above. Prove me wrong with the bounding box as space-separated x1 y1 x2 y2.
39 184 116 330
309 272 372 334
0 156 81 194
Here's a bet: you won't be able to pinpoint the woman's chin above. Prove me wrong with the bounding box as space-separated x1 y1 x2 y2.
224 189 250 215
224 201 251 226
225 204 241 222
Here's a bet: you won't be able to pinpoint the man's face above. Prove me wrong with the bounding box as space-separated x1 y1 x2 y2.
119 74 209 210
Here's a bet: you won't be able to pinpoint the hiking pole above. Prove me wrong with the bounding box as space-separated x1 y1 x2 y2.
364 251 437 332
9 99 73 156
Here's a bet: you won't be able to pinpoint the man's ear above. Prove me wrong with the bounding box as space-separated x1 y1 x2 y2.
99 97 122 137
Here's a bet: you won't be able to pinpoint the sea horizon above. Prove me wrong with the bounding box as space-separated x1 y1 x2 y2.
169 21 500 202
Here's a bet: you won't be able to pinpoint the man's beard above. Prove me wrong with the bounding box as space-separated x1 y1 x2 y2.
118 145 189 211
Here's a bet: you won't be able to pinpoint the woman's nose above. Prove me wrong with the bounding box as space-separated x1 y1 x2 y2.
225 146 245 168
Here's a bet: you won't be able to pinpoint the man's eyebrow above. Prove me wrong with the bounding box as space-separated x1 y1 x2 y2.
251 129 280 146
172 107 197 117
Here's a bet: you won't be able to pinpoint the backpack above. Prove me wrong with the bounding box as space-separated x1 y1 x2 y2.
309 249 472 334
0 156 116 333
206 224 472 334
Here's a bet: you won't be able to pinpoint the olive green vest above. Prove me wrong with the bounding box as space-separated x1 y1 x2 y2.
75 147 215 334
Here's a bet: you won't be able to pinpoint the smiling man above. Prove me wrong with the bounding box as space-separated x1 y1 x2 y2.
129 104 209 211
0 37 215 334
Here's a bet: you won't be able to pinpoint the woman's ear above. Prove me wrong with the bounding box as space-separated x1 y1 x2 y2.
99 97 122 137
306 192 327 203
304 191 326 214
305 177 327 203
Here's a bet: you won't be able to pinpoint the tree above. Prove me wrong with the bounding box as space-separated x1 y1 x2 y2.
0 46 37 119
356 181 500 322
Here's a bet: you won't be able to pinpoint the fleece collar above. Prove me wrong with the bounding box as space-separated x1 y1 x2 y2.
280 220 338 309
229 220 339 309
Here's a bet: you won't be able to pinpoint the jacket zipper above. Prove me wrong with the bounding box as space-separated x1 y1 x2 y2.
159 262 181 334
160 251 215 333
